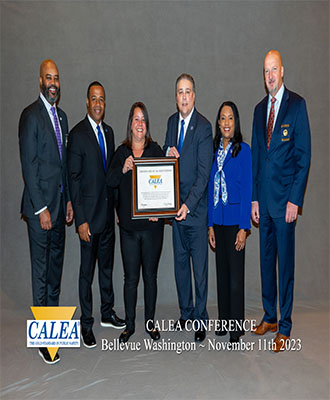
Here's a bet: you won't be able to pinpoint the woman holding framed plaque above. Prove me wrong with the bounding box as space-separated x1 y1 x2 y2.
108 102 164 343
208 101 252 343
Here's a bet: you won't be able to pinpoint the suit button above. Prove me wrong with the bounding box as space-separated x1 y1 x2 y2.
59 184 61 188
266 158 269 162
105 198 108 201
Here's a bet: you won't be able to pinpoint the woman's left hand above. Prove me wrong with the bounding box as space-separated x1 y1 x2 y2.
149 217 159 222
208 226 216 250
235 229 247 251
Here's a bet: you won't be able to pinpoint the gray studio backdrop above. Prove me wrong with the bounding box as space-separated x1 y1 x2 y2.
1 1 329 315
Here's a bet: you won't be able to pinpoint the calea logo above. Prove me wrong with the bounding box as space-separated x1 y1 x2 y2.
148 175 162 188
27 306 80 361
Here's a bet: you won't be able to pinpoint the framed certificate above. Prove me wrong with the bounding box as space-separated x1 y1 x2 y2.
132 157 180 219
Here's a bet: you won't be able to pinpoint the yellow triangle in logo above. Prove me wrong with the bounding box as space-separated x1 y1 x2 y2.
31 307 76 360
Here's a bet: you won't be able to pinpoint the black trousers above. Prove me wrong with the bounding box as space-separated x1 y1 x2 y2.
119 226 164 331
79 222 115 331
27 196 65 306
214 224 245 339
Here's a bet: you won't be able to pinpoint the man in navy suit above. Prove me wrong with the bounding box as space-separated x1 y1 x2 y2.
251 51 311 352
68 82 125 349
19 59 73 364
164 73 213 342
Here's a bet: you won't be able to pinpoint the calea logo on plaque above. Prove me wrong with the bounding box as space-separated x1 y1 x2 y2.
148 175 163 188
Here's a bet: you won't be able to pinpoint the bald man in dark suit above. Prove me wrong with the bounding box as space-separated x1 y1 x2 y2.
251 51 311 352
19 59 73 364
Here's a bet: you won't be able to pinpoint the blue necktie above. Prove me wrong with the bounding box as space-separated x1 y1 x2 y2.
97 125 106 171
177 119 185 154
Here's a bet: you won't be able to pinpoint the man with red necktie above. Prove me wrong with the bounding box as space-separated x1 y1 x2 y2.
251 50 311 352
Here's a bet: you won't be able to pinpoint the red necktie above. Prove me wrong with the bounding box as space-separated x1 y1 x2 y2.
266 97 276 150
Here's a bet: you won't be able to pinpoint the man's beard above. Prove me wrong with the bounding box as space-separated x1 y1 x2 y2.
41 83 60 105
268 87 277 96
266 80 278 96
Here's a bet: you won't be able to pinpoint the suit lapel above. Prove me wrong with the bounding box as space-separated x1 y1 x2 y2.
103 123 112 171
85 116 105 172
268 88 289 154
260 96 268 150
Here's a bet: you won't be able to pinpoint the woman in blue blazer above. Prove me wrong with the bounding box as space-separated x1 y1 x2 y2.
208 101 252 342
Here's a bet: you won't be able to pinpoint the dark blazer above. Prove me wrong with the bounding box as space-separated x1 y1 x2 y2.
208 142 252 229
252 87 311 218
67 116 115 234
164 109 213 226
19 96 70 221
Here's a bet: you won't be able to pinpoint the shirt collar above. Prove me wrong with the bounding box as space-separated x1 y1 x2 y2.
87 114 103 133
269 83 284 104
179 107 195 127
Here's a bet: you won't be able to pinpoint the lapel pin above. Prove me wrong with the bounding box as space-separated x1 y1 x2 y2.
190 126 194 130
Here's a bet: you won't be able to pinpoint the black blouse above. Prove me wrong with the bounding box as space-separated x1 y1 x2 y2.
108 141 165 231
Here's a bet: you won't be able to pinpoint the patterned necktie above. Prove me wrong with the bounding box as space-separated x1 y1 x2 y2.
50 107 62 159
97 125 106 171
177 119 185 154
266 97 276 150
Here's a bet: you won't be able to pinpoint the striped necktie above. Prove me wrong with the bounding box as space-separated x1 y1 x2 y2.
50 107 62 159
266 97 276 150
